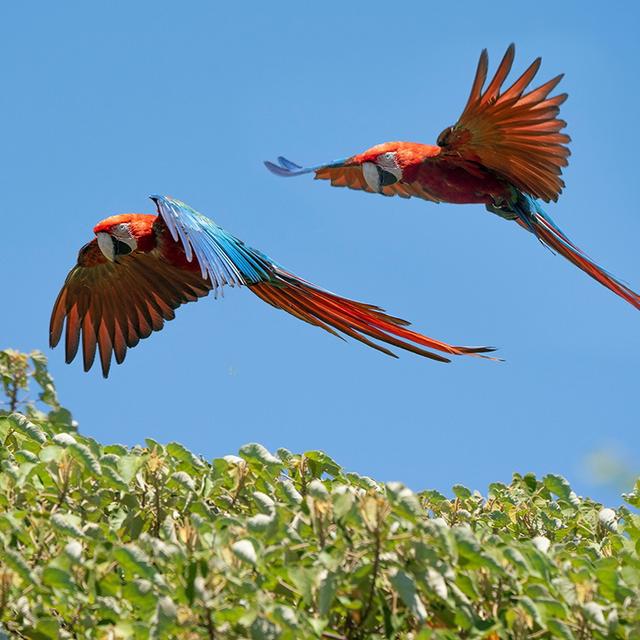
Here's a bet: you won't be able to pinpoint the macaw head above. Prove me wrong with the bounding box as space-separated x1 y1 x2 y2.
349 143 404 193
93 214 155 262
348 142 440 193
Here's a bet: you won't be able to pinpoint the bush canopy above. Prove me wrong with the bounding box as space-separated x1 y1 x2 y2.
0 349 639 639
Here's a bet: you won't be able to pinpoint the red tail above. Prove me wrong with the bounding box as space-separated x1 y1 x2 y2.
519 212 640 310
250 269 498 363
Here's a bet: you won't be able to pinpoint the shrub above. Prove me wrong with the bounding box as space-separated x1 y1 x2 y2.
0 349 639 638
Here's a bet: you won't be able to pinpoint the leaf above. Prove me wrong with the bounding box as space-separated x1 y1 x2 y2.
48 408 75 430
69 441 101 475
169 470 196 492
113 544 155 578
1 548 35 584
582 602 606 626
118 454 144 484
531 536 551 554
279 479 302 505
247 513 275 533
304 450 341 476
122 579 157 613
51 513 84 538
250 617 279 640
543 474 572 501
308 479 329 500
272 605 299 630
14 449 39 464
333 489 356 520
452 484 472 500
504 547 529 571
102 465 129 490
289 566 314 604
64 540 83 563
8 413 46 444
166 441 205 468
318 570 337 616
42 566 75 591
519 596 544 628
389 569 427 622
598 508 618 532
252 491 276 513
231 539 257 565
547 619 576 639
153 595 178 633
426 568 448 600
239 443 281 467
39 444 64 462
387 482 422 518
104 444 128 455
145 438 163 453
276 447 293 463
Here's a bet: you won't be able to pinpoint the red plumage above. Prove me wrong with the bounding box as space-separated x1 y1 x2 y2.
266 45 640 311
51 197 498 376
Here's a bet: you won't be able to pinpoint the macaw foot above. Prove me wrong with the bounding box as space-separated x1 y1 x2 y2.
485 202 518 221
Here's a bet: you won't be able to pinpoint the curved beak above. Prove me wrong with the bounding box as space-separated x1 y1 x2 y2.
362 162 399 193
96 232 115 262
96 232 134 262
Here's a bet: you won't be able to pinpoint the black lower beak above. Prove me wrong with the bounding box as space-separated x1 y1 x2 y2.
112 238 133 257
377 166 398 188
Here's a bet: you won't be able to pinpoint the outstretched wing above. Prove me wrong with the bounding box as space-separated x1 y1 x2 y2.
155 195 495 362
264 156 373 192
264 155 347 178
49 239 212 377
154 195 495 361
437 44 570 202
151 195 270 293
265 157 440 201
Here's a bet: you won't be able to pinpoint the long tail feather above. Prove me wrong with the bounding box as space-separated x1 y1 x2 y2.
249 268 498 362
513 196 640 309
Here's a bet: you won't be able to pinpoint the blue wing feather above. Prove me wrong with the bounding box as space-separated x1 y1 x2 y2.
150 195 270 295
263 155 348 177
276 156 303 171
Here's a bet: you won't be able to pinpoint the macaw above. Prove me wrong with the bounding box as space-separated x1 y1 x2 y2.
50 195 496 377
265 45 640 310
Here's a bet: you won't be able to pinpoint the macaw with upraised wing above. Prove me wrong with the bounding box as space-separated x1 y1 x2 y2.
266 44 640 310
50 195 496 377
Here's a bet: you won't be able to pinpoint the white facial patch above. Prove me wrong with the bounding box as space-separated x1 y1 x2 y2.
362 162 381 192
111 223 133 241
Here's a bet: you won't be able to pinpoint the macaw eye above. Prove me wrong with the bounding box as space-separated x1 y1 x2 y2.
111 223 130 236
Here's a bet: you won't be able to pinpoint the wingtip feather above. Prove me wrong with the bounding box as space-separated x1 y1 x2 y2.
264 160 299 177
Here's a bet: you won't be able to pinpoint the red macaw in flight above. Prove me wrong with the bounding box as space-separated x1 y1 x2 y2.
50 195 496 377
265 45 640 310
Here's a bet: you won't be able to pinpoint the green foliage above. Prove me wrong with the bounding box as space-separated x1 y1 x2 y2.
0 349 639 639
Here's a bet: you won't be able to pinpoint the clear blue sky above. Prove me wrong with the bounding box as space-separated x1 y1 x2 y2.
3 2 638 504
